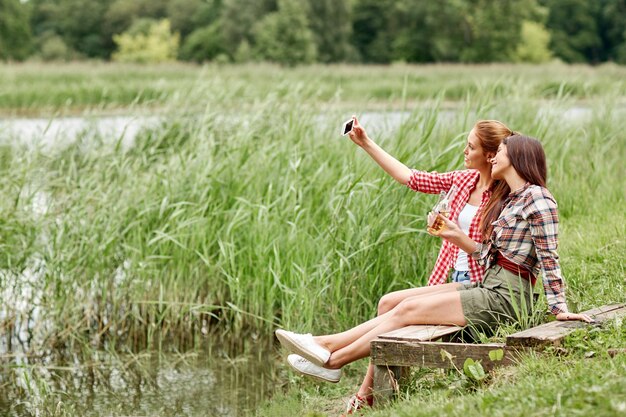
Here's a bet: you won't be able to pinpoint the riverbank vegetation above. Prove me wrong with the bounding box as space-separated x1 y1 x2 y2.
0 63 624 416
1 62 626 117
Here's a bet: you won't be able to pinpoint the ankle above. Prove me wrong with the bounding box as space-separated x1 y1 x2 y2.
357 392 374 406
313 336 332 352
357 391 372 400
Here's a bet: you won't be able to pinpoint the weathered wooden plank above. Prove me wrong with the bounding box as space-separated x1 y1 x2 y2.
579 303 626 317
506 304 626 348
378 324 464 342
371 340 519 371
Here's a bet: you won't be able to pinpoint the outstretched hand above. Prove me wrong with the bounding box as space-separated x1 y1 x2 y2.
556 312 596 323
347 115 370 147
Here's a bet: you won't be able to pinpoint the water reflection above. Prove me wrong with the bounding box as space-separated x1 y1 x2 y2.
1 338 281 416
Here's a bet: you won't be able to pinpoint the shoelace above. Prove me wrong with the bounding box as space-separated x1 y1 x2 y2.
295 357 308 365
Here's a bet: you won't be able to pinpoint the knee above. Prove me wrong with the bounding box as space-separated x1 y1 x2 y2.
377 293 396 315
390 299 422 326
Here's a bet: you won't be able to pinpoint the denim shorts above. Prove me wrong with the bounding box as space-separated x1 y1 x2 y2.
456 265 534 335
451 270 470 283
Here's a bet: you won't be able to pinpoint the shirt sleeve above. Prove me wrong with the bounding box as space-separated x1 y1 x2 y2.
471 241 490 265
525 189 569 315
406 169 455 194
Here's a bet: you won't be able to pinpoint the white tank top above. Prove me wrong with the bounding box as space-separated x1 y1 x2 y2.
454 202 479 271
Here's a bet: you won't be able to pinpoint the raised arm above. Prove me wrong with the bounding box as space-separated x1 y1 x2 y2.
347 116 412 184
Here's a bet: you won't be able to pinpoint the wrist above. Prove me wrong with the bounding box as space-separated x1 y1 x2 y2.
446 231 463 247
360 136 375 149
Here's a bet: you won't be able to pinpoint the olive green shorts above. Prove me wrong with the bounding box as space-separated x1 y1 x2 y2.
457 265 534 335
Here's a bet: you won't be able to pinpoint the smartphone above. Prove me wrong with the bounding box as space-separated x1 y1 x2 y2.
341 119 354 136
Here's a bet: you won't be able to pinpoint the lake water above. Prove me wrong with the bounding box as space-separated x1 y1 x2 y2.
0 340 279 416
0 105 600 149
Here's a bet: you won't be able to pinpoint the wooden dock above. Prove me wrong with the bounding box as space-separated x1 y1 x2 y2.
370 303 626 404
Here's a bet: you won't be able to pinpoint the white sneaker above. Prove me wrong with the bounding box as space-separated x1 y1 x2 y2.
287 354 341 383
275 329 331 366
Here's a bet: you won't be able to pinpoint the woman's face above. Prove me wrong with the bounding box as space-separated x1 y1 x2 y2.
490 143 512 179
463 129 491 170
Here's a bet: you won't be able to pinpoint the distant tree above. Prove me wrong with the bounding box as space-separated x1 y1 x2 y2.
0 0 33 60
112 19 179 63
598 0 626 63
30 0 112 59
305 0 355 63
459 0 545 62
220 0 276 60
179 22 226 62
166 0 223 40
515 21 553 63
353 0 544 64
389 0 468 63
253 0 316 66
540 0 603 63
351 0 395 63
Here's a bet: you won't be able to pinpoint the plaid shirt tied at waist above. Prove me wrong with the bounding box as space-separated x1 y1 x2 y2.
472 183 569 315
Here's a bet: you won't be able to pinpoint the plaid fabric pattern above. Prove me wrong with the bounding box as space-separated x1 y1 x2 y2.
407 169 491 286
474 184 568 315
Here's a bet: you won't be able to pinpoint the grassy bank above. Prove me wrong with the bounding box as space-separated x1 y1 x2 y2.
1 62 626 116
0 63 624 416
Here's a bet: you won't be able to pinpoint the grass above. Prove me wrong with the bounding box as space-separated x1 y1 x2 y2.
1 62 626 116
0 62 624 416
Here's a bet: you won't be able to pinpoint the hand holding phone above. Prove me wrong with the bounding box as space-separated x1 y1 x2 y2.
341 118 354 136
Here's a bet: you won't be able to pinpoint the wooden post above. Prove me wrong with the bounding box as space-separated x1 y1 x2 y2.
373 364 409 405
370 324 465 405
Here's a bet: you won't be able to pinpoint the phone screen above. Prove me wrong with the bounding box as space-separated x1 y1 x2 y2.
342 119 354 135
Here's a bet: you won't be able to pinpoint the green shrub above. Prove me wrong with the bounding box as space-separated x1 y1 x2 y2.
515 21 553 63
112 19 180 64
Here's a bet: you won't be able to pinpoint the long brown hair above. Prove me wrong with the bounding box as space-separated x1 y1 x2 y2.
479 135 548 239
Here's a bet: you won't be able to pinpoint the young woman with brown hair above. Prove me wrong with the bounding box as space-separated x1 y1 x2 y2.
276 134 594 415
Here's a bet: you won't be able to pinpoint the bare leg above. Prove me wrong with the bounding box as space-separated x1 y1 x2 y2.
314 283 461 353
326 290 466 369
352 285 458 400
355 363 375 399
353 286 453 400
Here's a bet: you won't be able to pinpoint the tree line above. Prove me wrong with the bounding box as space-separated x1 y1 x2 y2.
1 0 625 65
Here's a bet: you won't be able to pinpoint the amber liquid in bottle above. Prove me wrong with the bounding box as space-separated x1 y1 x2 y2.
428 210 450 233
427 185 456 234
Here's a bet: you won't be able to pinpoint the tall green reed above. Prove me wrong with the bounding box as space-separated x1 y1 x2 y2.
0 72 624 356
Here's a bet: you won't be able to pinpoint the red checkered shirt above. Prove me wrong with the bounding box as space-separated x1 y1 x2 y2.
407 169 491 286
473 184 569 315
